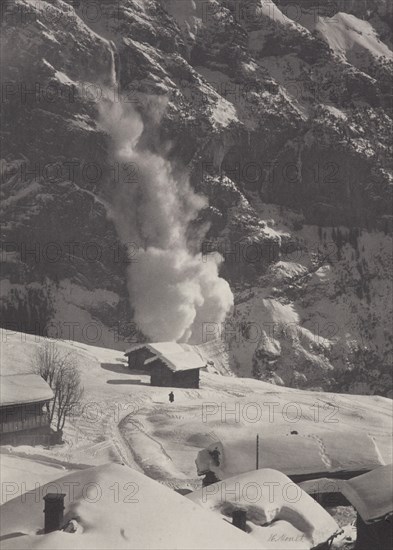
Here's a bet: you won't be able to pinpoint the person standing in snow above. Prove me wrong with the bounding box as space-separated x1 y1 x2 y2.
169 391 174 403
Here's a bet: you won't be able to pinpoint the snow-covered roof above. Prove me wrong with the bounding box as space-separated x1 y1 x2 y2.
299 464 393 523
0 374 53 407
0 463 262 550
125 342 207 372
196 431 386 479
338 464 393 523
187 468 340 548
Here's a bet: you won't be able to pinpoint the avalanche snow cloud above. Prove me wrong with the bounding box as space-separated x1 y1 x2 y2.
100 100 233 342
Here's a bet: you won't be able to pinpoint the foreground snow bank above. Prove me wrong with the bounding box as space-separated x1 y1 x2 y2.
0 463 263 550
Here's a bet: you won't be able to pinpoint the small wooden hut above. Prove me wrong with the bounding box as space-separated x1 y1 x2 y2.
125 343 207 389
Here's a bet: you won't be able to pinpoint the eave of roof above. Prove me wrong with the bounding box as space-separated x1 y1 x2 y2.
0 374 54 407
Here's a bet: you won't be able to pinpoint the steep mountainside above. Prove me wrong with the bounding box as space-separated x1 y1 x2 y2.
1 1 392 393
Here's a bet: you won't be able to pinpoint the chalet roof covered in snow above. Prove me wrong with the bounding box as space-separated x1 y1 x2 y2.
0 374 53 407
339 464 393 523
187 468 340 548
196 431 387 479
0 463 262 550
125 342 207 372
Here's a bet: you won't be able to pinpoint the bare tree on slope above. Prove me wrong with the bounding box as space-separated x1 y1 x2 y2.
32 341 84 433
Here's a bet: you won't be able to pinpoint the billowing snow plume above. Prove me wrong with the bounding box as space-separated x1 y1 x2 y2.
100 100 233 342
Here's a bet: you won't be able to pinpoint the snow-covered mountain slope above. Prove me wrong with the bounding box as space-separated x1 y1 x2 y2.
1 1 392 391
225 216 393 387
313 12 391 68
1 331 391 492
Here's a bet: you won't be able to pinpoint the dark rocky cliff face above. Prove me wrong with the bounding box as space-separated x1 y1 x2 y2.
1 1 392 393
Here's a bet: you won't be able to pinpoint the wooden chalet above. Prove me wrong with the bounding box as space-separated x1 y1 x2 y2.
0 374 53 443
300 464 393 549
125 342 207 389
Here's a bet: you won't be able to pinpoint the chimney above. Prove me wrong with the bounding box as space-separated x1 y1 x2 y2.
43 493 66 533
232 509 247 531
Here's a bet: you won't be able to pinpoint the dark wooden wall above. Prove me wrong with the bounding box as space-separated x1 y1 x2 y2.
149 360 200 388
127 348 154 370
174 368 200 389
355 513 392 550
150 361 174 386
0 401 51 434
